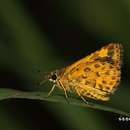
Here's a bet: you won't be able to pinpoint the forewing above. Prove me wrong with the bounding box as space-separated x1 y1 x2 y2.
60 43 122 101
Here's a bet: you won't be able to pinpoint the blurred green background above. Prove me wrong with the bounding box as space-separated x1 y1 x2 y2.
0 0 130 130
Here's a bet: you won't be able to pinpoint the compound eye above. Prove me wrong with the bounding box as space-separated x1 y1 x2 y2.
51 74 57 80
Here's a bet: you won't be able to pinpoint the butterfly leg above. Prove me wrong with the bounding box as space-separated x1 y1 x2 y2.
58 81 69 103
47 84 56 97
62 85 70 104
76 90 88 104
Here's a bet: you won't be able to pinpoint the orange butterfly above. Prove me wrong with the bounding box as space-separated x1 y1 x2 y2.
41 43 123 102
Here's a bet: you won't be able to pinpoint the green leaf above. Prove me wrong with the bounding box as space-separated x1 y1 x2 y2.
0 88 130 117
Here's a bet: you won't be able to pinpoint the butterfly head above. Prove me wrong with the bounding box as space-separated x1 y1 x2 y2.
47 71 58 83
38 70 58 86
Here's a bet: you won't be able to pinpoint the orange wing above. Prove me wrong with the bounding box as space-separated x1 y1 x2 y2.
60 43 122 101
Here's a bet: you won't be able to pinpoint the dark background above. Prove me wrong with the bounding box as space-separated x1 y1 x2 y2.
0 0 130 130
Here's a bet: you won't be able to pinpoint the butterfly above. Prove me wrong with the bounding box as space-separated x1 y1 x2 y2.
41 43 123 102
